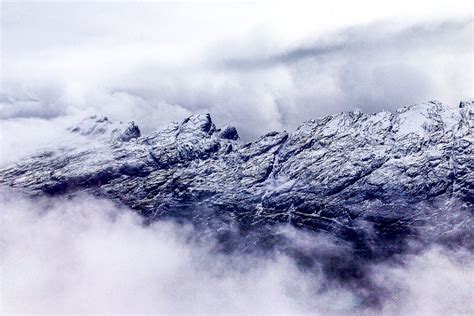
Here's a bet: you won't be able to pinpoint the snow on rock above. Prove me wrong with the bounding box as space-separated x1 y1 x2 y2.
1 101 473 258
68 115 141 142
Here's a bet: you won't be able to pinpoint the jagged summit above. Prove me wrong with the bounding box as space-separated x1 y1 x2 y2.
68 115 141 142
1 101 473 258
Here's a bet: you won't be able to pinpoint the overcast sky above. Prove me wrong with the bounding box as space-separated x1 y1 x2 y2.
1 0 473 140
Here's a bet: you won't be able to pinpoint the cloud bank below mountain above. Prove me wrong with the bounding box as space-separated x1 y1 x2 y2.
1 192 472 314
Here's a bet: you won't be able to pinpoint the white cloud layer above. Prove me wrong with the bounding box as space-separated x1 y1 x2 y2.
1 192 473 314
0 192 350 314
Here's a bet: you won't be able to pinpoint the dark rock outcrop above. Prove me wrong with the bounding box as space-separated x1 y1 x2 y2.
1 101 473 260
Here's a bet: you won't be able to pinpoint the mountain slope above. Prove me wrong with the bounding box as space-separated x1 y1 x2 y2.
1 101 473 258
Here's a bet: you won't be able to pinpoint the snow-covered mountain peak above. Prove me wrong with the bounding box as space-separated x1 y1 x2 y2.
68 115 141 142
1 101 472 260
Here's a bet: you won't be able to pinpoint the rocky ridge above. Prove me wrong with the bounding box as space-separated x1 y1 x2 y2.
1 101 473 258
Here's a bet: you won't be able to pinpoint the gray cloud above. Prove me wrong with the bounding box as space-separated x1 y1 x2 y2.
1 2 472 141
223 19 472 68
90 15 472 139
217 18 473 128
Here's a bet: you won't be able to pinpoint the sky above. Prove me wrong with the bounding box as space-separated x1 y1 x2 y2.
1 0 472 141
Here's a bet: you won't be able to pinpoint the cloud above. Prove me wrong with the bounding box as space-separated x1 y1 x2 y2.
1 2 472 140
377 248 474 315
0 116 87 166
0 192 353 314
1 191 473 314
223 19 471 67
219 18 472 126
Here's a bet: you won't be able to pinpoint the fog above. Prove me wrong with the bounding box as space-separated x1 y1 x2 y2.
1 191 472 314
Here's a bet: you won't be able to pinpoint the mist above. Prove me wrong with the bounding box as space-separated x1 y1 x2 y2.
1 191 472 314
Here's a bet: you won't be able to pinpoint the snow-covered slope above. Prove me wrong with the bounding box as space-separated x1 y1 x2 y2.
1 101 473 258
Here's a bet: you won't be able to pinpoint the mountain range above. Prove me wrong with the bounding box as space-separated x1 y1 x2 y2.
1 100 472 305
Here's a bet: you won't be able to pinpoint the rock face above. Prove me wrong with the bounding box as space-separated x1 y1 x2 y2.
1 101 473 258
